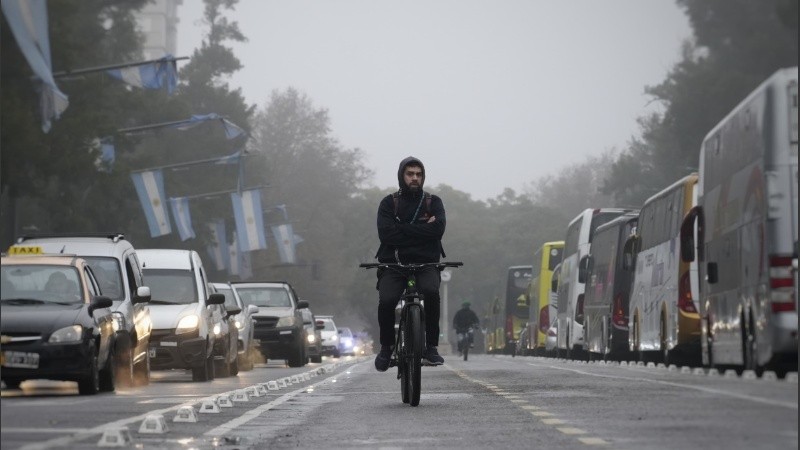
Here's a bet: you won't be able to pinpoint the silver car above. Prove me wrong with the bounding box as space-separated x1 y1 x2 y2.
210 282 258 371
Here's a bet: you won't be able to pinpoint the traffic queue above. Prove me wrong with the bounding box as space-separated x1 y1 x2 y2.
0 235 354 395
488 67 798 378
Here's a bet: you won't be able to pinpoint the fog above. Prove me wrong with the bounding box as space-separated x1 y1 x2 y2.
177 1 691 201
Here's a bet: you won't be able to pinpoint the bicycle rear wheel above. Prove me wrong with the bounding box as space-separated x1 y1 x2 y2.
463 345 469 361
408 305 422 407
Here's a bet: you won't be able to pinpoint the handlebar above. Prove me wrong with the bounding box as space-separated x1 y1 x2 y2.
359 261 463 270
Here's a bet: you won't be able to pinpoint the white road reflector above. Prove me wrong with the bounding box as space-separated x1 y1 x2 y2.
266 381 279 390
256 385 268 396
217 394 234 408
173 406 199 423
97 427 133 447
291 375 301 384
138 414 169 434
724 369 738 378
277 378 288 388
693 368 706 376
246 386 261 397
232 390 250 402
302 373 311 381
199 399 220 414
742 370 757 380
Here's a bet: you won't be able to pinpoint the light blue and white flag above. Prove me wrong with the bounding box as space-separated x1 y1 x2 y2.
169 197 195 241
2 0 68 132
231 189 267 251
271 223 298 264
106 55 178 94
173 113 246 140
206 219 227 271
130 170 171 237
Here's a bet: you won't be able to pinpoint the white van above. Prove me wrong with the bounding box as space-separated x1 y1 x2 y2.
681 67 798 374
137 249 226 381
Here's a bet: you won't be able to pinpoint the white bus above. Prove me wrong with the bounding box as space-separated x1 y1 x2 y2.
556 208 631 358
681 67 798 374
627 174 701 365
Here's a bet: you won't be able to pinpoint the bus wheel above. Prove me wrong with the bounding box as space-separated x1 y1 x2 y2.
660 315 670 366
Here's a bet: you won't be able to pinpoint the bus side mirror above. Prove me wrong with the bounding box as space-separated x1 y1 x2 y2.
622 236 639 271
706 262 718 284
681 205 704 262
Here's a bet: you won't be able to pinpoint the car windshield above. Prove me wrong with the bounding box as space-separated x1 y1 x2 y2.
339 327 353 338
1 264 83 305
83 257 124 301
143 269 197 304
236 287 292 308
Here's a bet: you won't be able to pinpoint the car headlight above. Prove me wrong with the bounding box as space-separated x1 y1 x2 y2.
343 338 353 347
111 312 125 333
276 316 296 327
49 325 83 343
330 335 338 342
307 334 316 344
353 345 360 353
234 319 243 330
213 323 222 336
176 315 200 334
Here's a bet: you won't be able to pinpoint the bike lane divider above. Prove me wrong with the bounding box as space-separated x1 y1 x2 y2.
16 357 369 450
445 364 610 447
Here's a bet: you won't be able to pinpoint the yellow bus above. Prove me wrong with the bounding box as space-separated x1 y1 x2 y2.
524 242 564 355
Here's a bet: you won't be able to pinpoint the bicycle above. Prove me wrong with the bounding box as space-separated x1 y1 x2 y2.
456 326 475 361
360 261 463 407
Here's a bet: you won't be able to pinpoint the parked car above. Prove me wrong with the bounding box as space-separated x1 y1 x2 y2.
316 315 340 358
210 282 258 371
231 281 308 367
207 283 241 377
10 234 152 386
337 326 356 356
1 255 116 394
137 249 226 382
300 307 323 363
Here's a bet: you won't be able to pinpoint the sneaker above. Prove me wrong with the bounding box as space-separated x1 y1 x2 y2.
374 346 392 372
423 346 444 365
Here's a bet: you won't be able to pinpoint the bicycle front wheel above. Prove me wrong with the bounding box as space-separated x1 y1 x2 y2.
463 345 469 361
407 305 422 406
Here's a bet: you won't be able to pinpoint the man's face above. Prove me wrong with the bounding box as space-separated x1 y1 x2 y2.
403 165 423 191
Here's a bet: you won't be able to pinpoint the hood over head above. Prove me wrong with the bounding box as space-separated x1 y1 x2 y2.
397 156 425 193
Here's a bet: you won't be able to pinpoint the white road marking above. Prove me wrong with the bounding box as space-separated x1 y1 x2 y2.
558 427 587 435
578 437 610 445
1 428 90 434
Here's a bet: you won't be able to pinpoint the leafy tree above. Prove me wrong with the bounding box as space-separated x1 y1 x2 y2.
602 0 798 205
0 0 151 246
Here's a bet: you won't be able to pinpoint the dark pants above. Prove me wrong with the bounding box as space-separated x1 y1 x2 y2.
377 266 440 348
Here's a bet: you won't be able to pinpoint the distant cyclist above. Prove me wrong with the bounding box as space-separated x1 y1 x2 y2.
373 156 447 372
453 301 480 352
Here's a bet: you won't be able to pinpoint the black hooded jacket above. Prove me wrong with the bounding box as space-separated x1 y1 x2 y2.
375 156 446 263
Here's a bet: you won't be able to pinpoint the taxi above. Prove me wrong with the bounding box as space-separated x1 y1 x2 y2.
1 255 116 395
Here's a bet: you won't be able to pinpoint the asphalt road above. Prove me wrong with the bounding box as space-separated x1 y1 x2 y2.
1 354 797 449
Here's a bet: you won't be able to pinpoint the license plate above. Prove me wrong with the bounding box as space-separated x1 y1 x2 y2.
2 351 39 369
148 348 156 358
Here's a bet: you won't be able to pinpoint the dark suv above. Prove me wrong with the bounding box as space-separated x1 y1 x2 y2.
231 281 308 367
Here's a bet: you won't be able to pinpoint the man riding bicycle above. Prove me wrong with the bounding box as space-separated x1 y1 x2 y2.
453 301 480 352
373 156 446 372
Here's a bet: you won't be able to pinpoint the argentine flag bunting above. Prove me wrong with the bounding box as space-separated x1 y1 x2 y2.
231 189 267 251
272 223 298 264
106 55 178 94
205 220 227 271
130 170 171 237
169 197 196 241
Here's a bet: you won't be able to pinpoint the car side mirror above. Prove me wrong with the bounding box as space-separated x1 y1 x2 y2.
225 305 242 317
207 293 226 305
89 295 113 318
297 300 309 309
133 286 151 304
247 304 259 315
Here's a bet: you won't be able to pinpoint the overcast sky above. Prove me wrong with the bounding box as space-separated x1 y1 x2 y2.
176 1 691 201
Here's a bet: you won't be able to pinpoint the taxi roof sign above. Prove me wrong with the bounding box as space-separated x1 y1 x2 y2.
7 246 43 255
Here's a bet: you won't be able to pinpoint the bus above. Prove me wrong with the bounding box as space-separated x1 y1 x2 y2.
524 242 564 355
628 174 701 365
580 212 638 361
487 265 532 354
556 208 631 358
681 67 798 373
